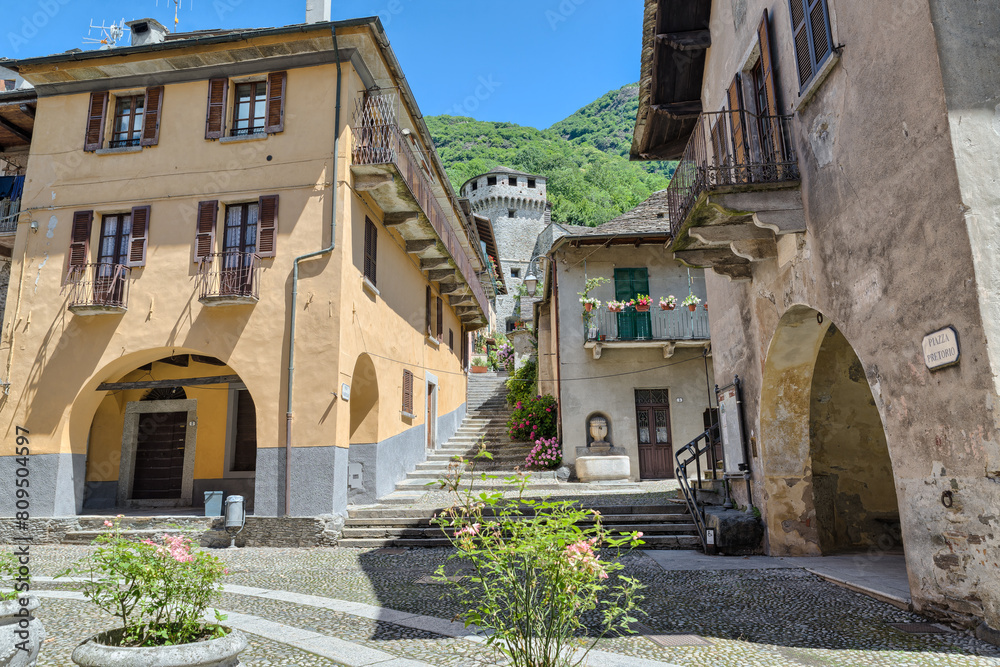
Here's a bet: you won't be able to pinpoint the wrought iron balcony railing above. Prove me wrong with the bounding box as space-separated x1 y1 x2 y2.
585 306 710 342
67 263 130 312
667 110 799 237
0 198 20 235
198 251 261 303
352 92 490 320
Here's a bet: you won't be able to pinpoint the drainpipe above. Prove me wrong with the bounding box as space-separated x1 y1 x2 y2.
285 25 342 516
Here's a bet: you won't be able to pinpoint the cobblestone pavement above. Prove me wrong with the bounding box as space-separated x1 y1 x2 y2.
17 545 1000 666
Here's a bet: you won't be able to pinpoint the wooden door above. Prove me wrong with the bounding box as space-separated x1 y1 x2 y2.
132 411 187 500
636 389 673 479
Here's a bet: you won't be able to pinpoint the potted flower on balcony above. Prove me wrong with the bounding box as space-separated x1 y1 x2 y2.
607 300 626 313
579 296 601 313
61 517 244 667
471 356 488 373
634 294 652 313
660 295 677 311
682 294 702 312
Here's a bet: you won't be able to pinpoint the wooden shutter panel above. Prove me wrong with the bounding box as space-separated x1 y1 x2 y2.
257 194 279 258
205 78 228 140
364 218 377 284
265 71 287 134
68 210 93 270
127 205 150 267
808 0 832 68
84 92 108 152
436 296 443 339
195 201 218 262
757 11 778 117
425 286 432 336
402 370 413 414
726 76 749 183
141 86 164 146
789 0 813 87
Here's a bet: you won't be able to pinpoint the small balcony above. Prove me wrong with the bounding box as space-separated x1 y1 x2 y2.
667 110 803 281
198 252 260 306
351 91 489 329
0 175 25 248
67 263 130 315
583 306 710 359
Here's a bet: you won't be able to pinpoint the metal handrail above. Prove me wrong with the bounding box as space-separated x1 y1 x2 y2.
352 93 489 320
667 110 799 237
198 251 261 300
674 422 721 550
67 263 131 310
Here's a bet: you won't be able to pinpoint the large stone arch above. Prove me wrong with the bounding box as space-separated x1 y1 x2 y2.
349 353 379 445
759 305 902 558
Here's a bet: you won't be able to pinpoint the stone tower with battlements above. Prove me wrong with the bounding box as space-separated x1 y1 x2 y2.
460 167 549 330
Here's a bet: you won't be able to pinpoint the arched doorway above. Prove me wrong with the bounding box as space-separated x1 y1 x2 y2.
759 306 902 557
349 354 379 445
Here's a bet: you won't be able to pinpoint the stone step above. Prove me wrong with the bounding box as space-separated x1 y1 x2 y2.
336 534 700 550
395 478 561 491
340 522 696 540
348 504 689 519
62 529 191 545
345 514 694 527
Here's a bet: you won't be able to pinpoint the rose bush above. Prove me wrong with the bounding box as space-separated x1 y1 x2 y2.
508 394 558 442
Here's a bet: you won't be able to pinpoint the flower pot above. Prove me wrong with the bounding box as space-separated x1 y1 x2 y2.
688 304 697 312
584 303 593 312
635 304 650 312
72 626 247 667
661 303 675 310
0 596 45 667
470 365 488 374
704 304 709 311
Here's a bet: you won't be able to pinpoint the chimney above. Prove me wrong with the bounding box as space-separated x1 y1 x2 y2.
125 19 168 47
306 0 332 23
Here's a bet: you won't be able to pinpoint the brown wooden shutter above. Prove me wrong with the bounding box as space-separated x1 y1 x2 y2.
449 329 454 351
265 71 286 134
757 11 778 118
84 92 108 152
68 210 93 273
425 286 432 336
141 86 164 147
195 201 218 262
257 194 278 258
363 218 377 284
127 205 150 267
726 76 749 183
205 78 228 140
436 296 443 339
402 370 413 414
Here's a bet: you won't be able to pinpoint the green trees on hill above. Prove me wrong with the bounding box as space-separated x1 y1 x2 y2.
425 84 677 228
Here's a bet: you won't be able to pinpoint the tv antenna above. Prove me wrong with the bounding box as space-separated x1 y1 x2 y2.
83 19 128 49
157 0 193 29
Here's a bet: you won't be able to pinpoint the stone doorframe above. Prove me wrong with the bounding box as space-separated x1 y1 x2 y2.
117 399 198 508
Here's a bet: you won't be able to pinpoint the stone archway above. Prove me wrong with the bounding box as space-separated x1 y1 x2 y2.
759 306 902 557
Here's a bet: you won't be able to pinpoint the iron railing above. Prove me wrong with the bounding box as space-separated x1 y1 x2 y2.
0 198 20 235
585 306 710 342
352 91 489 320
108 137 141 149
675 422 721 550
198 252 261 301
67 263 131 311
667 110 799 237
230 126 265 137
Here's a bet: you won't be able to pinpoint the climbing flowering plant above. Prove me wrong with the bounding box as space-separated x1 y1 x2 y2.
508 394 558 442
525 435 562 469
58 517 229 647
432 451 645 667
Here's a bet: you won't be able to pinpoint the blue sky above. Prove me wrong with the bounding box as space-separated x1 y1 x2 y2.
4 0 644 129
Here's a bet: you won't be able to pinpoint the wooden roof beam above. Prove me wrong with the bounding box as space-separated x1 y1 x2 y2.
0 117 31 143
656 30 711 51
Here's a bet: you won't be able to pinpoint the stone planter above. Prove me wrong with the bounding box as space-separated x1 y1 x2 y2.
0 595 45 667
575 455 630 482
470 365 488 374
72 626 247 667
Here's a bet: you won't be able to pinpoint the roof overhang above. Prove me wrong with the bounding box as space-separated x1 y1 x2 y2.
631 0 712 161
551 231 673 251
0 90 36 151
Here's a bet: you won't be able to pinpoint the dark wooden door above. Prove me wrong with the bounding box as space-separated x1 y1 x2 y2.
132 411 187 499
636 389 673 479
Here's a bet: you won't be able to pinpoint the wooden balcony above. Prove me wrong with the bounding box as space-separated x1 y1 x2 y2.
198 252 260 306
667 110 803 281
351 92 488 329
583 306 711 360
67 263 130 315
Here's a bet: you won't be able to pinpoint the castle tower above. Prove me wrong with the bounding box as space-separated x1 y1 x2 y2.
460 167 549 330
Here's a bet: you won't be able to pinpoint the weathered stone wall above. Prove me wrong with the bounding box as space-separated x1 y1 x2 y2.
699 0 1000 632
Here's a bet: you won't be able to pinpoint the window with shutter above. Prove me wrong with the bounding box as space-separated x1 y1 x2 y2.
84 92 108 152
363 218 377 285
127 206 150 267
436 296 443 339
402 369 414 415
141 86 163 147
257 194 278 257
205 78 229 140
426 286 432 337
195 201 218 262
788 0 833 92
265 71 287 134
67 210 93 277
449 329 454 352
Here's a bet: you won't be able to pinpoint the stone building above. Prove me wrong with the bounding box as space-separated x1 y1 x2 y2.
460 167 549 330
633 0 1000 640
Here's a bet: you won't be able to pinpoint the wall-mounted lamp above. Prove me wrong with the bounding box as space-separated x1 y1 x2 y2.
524 273 538 296
29 219 38 233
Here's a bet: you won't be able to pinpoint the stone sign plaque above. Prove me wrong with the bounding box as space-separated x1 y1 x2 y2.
922 326 960 371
